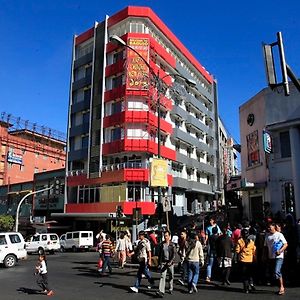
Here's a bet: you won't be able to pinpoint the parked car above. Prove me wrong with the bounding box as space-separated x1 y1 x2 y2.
0 232 27 268
60 231 93 252
25 233 60 254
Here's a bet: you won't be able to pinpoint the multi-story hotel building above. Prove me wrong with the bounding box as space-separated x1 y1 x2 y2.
65 6 219 224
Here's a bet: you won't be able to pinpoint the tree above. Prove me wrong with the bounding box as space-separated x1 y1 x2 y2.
0 215 15 232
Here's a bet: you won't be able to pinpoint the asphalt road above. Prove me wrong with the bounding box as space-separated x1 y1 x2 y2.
1 252 300 300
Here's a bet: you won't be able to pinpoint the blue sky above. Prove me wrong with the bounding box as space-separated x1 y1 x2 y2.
1 0 300 142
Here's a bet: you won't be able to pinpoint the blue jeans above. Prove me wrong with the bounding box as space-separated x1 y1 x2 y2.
188 261 200 289
206 255 216 279
134 260 153 288
274 258 283 279
102 256 112 274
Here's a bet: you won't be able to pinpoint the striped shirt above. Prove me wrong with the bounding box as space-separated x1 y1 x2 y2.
101 239 114 257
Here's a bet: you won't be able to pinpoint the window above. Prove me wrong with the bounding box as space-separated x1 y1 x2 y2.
43 154 48 160
41 235 47 241
111 128 121 141
82 111 90 124
73 232 79 239
112 75 123 89
34 167 39 174
111 102 122 114
20 165 25 172
81 233 89 238
32 235 40 242
82 136 89 149
113 51 124 63
0 235 7 245
75 40 93 59
175 142 180 151
9 234 21 244
280 131 291 158
66 233 72 239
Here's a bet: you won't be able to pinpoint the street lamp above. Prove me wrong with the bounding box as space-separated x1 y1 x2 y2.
110 34 197 227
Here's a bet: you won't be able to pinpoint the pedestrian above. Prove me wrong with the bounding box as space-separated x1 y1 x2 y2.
177 230 189 286
35 254 54 296
115 232 127 268
100 235 114 275
205 226 219 282
205 217 221 245
216 225 233 286
235 228 256 293
156 230 176 298
130 231 154 293
186 233 204 294
264 222 288 295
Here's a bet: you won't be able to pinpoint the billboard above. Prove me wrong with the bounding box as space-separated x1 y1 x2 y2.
7 151 23 165
150 159 168 187
247 130 260 167
126 38 149 90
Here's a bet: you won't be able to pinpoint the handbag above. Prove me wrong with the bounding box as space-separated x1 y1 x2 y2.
97 257 103 272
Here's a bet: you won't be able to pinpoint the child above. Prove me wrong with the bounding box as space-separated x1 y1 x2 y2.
35 254 54 296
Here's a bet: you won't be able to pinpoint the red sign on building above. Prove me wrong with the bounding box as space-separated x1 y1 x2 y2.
126 38 150 90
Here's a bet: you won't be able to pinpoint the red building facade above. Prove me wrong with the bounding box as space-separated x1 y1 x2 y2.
0 115 66 187
66 6 219 222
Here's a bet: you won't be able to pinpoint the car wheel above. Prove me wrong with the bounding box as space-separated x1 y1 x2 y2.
49 250 55 255
38 247 45 255
4 254 16 268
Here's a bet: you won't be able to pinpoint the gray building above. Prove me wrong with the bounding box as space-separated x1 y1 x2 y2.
240 84 300 221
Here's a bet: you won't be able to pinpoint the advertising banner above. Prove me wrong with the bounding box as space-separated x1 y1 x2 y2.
150 158 168 187
126 38 149 90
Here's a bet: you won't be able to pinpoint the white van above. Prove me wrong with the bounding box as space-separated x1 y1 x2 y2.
60 231 93 252
0 232 27 268
25 233 60 254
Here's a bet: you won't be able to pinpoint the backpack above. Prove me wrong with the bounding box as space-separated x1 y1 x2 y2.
135 240 147 262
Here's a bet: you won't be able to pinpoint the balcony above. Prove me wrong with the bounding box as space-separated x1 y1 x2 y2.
173 176 214 194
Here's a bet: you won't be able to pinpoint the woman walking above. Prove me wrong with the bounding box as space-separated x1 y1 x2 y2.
236 229 256 293
115 232 127 268
186 233 204 294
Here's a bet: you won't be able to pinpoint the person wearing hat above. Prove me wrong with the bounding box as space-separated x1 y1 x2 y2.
236 228 256 293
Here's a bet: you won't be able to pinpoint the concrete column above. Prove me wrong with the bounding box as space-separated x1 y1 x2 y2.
289 127 300 219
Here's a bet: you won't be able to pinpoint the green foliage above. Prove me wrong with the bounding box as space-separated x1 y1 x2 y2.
0 215 15 232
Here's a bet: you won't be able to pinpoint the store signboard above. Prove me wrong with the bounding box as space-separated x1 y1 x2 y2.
263 130 272 153
7 151 23 165
126 38 149 90
150 159 168 187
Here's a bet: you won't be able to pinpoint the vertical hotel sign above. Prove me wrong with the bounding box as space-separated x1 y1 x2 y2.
150 159 168 187
126 38 149 90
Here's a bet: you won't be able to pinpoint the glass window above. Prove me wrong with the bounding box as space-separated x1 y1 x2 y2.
73 232 79 239
75 40 93 59
113 51 124 63
0 235 7 245
82 136 89 149
82 111 90 124
111 128 121 141
32 235 40 242
34 167 39 174
112 75 123 89
9 234 21 244
66 233 72 239
280 131 291 158
81 233 89 238
50 235 58 241
111 102 122 114
41 235 47 241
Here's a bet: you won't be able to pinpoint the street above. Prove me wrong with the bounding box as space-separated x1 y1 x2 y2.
1 252 300 299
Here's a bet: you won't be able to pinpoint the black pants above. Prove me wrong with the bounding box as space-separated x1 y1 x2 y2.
37 273 50 292
240 262 253 291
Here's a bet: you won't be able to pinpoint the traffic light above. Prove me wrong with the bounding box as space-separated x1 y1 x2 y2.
53 179 64 195
116 205 123 218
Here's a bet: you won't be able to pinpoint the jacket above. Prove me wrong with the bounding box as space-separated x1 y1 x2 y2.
186 240 204 265
158 241 176 265
235 238 256 263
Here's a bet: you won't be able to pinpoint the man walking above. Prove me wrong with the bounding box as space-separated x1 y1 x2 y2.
130 231 154 293
156 230 176 297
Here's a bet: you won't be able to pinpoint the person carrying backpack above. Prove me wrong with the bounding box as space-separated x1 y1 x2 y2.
130 231 154 293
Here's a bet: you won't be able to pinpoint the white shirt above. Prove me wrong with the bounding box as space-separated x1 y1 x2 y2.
264 231 287 259
39 260 47 274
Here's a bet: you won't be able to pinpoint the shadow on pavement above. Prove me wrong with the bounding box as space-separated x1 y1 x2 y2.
17 287 45 295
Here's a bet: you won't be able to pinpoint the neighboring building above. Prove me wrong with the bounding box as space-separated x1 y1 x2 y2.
239 83 300 221
0 113 66 186
218 117 240 205
0 168 65 234
65 6 219 229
